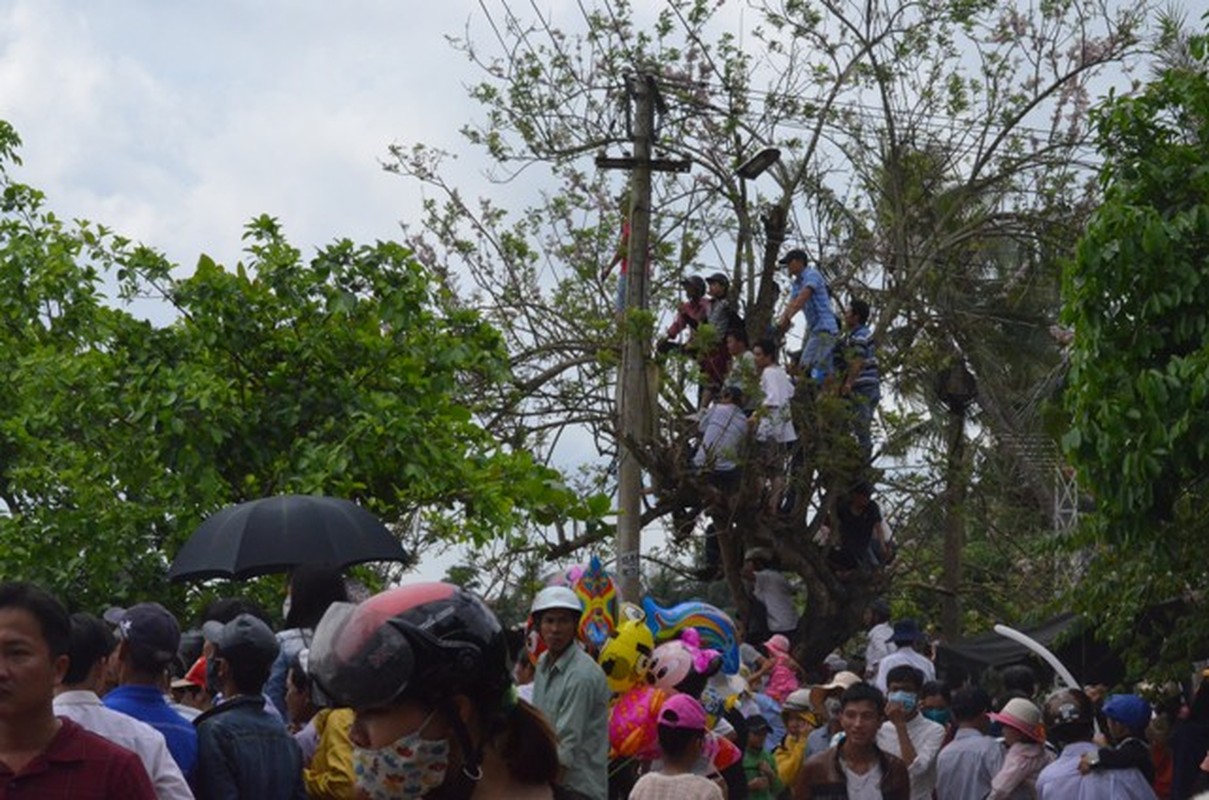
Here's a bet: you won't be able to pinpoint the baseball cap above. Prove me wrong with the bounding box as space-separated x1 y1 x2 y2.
681 275 706 294
1103 694 1151 732
746 713 770 733
658 693 708 731
890 619 923 645
706 271 730 287
105 603 181 665
202 613 280 663
778 248 808 265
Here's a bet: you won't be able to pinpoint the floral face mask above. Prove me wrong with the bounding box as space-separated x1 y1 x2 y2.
353 711 451 799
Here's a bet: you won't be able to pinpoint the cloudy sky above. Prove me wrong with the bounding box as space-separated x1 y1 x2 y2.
0 0 499 280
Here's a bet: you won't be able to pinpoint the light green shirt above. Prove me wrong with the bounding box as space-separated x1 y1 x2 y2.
532 644 610 800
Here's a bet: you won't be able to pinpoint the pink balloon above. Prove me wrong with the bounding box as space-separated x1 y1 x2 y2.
608 684 667 760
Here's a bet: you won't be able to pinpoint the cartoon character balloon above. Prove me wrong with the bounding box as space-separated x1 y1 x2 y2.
570 555 617 654
642 596 740 675
647 629 722 696
599 602 655 693
608 684 667 759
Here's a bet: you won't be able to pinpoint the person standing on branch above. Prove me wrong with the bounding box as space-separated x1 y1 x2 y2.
601 194 632 317
750 338 798 515
775 249 839 384
836 298 881 461
660 276 710 351
701 271 737 402
659 276 713 407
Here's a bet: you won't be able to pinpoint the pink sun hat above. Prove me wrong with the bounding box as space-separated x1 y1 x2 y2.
989 697 1046 742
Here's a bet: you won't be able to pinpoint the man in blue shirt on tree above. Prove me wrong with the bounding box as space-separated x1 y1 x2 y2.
775 248 839 384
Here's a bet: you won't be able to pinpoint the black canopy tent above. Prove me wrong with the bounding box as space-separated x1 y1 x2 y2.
935 613 1127 688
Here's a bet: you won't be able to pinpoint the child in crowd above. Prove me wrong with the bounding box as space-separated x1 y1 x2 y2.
1079 693 1155 784
756 634 802 703
774 688 817 787
630 694 724 800
988 697 1054 799
743 714 783 800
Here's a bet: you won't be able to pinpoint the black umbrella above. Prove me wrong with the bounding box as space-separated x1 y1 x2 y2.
168 495 409 582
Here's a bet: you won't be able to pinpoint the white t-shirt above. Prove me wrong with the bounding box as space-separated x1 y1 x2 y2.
842 758 885 800
877 714 947 800
753 569 798 633
864 622 896 679
756 365 797 443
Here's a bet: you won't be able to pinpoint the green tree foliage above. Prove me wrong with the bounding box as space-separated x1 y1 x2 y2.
1062 25 1209 670
394 0 1151 661
0 121 594 614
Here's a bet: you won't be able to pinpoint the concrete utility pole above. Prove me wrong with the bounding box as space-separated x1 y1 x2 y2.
616 74 653 603
596 73 688 602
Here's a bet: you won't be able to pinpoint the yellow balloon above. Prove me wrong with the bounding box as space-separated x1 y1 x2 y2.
598 602 655 693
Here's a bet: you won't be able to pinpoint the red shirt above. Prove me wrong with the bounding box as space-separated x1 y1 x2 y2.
0 717 155 799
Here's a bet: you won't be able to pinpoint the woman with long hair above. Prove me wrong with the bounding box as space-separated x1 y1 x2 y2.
265 563 349 717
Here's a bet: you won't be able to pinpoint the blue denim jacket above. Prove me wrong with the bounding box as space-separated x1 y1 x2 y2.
193 695 305 800
264 627 311 718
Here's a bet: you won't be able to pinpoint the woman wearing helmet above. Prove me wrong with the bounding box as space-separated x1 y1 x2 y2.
308 582 561 799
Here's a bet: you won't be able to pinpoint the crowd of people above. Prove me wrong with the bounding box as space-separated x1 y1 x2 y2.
7 565 1209 799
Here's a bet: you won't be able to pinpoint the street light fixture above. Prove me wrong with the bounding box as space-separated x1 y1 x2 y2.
735 147 781 180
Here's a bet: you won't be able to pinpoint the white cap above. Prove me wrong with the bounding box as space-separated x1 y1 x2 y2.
530 585 583 616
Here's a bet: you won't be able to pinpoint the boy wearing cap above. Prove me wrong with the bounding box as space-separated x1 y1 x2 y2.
1035 687 1158 799
194 613 304 800
701 271 736 398
872 620 935 692
104 603 199 780
630 694 724 800
744 713 783 800
1079 693 1155 784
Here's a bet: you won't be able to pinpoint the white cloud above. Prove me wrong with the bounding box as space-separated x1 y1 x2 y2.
0 0 488 271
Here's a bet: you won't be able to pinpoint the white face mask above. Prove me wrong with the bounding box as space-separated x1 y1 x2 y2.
353 711 451 799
